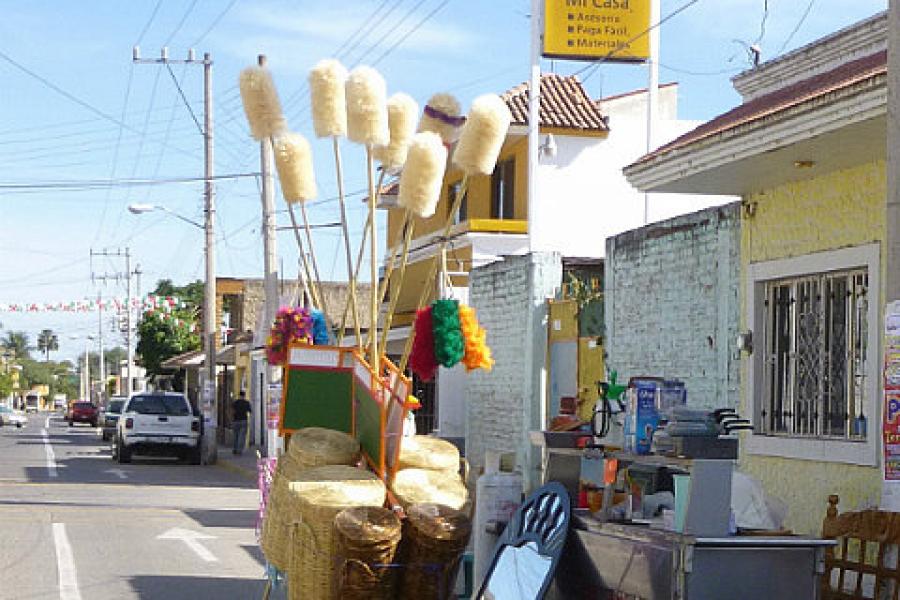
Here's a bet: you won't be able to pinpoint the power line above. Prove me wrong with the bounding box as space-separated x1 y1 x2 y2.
190 0 241 47
135 0 164 45
0 172 259 191
165 62 203 135
163 0 199 46
371 0 451 67
778 0 817 55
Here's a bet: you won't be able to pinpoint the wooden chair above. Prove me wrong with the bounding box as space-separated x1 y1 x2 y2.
822 495 900 599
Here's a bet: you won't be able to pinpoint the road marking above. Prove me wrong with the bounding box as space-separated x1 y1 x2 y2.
104 468 128 480
42 428 57 478
52 523 83 600
157 527 218 562
45 415 51 428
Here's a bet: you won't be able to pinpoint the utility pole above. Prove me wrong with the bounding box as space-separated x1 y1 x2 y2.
258 54 280 457
91 248 134 404
134 47 217 464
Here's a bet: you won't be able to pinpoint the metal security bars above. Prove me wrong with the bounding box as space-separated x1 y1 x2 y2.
761 269 868 439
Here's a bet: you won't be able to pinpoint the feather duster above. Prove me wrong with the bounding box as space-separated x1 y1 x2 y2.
431 299 464 368
397 132 447 219
308 58 348 138
345 66 389 146
273 133 316 203
418 93 464 145
458 304 494 372
239 66 287 141
409 306 438 382
373 93 419 173
311 309 330 345
452 94 512 176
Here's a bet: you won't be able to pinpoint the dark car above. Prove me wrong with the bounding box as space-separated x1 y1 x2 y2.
69 402 98 427
100 398 126 441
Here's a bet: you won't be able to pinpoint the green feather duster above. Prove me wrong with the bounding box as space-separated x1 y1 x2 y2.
431 299 465 368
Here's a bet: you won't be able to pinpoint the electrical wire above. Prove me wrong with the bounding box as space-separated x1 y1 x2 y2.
371 0 451 67
778 0 817 55
0 172 259 191
190 0 241 47
164 0 200 46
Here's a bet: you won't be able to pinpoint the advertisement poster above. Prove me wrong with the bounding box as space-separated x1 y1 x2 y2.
266 383 282 431
882 301 900 508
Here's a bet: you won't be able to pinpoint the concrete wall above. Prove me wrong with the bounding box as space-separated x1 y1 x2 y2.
466 252 562 491
740 160 886 535
605 203 742 410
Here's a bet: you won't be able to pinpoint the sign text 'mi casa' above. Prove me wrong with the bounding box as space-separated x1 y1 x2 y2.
543 0 651 62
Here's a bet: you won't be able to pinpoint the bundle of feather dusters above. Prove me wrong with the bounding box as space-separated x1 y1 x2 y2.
240 59 512 219
409 299 493 382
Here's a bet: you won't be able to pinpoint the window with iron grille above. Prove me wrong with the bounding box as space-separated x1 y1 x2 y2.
761 269 868 440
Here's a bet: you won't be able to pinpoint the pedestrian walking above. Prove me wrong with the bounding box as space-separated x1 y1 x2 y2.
232 392 251 455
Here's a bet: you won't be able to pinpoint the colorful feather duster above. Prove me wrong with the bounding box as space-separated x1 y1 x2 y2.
431 299 465 368
458 304 493 372
409 306 438 382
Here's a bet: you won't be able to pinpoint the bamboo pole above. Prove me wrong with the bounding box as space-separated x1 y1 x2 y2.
379 218 415 358
366 147 380 380
398 175 469 373
286 203 322 310
299 201 330 320
338 210 371 347
332 136 363 347
367 209 411 347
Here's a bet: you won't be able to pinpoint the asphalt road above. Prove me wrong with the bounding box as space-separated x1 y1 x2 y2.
0 411 269 600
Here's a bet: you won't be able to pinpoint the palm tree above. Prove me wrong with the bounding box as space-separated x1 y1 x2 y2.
3 331 31 360
37 329 59 362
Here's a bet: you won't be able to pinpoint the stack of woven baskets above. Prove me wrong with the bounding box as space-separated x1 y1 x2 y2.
260 427 361 571
391 435 470 514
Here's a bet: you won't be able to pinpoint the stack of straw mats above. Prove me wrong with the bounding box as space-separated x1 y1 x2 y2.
390 467 470 513
333 506 403 599
288 466 386 600
398 435 460 473
260 428 360 571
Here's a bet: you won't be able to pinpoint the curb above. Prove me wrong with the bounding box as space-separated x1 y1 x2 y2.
215 457 257 481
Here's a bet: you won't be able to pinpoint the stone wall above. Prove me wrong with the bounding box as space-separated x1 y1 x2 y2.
605 202 742 410
466 252 562 490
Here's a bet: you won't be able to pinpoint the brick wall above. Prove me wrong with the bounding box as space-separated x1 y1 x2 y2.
605 203 742 410
466 252 562 489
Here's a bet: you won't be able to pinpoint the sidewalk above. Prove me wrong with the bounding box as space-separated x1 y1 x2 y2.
214 444 262 480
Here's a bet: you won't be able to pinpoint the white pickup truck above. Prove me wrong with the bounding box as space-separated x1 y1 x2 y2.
114 392 201 464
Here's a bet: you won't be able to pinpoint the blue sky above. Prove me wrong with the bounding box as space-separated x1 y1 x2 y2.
0 0 887 362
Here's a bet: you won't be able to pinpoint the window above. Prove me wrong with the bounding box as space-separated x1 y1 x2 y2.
746 243 879 466
761 269 868 439
127 394 190 416
491 158 515 220
449 180 468 224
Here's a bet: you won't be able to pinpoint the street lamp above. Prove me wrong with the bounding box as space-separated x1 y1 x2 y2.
128 201 217 465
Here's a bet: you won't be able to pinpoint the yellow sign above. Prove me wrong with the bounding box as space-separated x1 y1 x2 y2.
543 0 651 62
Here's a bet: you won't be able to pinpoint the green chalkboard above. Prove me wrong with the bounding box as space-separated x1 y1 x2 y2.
282 367 353 434
354 381 383 475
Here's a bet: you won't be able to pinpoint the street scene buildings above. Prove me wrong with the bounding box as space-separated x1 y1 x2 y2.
1 1 898 599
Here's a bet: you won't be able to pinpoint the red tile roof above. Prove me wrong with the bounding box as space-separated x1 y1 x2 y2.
502 73 609 132
636 50 887 164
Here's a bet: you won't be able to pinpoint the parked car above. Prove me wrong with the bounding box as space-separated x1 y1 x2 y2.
0 405 27 428
69 402 98 427
24 394 39 413
114 392 201 464
100 397 126 441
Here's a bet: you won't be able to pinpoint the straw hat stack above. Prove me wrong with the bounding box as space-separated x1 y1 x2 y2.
392 436 470 514
396 503 472 600
287 466 386 600
261 428 360 571
333 506 403 599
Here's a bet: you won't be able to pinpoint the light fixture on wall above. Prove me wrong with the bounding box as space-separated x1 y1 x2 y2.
539 133 557 159
736 331 753 355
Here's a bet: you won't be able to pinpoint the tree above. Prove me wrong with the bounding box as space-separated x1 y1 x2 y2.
37 329 59 362
136 279 203 376
2 331 31 360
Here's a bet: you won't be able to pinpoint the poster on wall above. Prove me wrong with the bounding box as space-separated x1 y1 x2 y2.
882 301 900 509
266 383 282 431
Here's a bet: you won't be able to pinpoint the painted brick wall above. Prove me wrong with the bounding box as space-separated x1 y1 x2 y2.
741 160 886 535
605 203 742 410
466 252 562 490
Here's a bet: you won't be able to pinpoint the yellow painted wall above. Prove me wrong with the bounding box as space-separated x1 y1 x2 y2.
740 160 886 535
385 245 473 328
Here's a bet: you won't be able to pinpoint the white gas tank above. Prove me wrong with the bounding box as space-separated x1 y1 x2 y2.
472 452 523 597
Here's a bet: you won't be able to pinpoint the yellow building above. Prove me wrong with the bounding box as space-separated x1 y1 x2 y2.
625 12 888 534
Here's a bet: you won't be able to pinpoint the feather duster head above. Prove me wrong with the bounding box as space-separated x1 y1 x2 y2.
397 132 447 219
239 66 287 141
452 94 512 176
308 58 348 138
373 93 419 173
418 93 464 145
409 306 438 382
273 132 316 203
345 66 389 146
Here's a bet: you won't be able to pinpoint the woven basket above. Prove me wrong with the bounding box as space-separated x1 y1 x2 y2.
260 429 360 571
333 506 403 599
396 503 472 600
287 465 386 600
391 468 470 514
398 436 460 473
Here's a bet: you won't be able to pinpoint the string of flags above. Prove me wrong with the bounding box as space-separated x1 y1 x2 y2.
0 295 188 313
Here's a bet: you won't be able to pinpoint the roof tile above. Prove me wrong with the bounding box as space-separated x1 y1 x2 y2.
502 73 609 132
